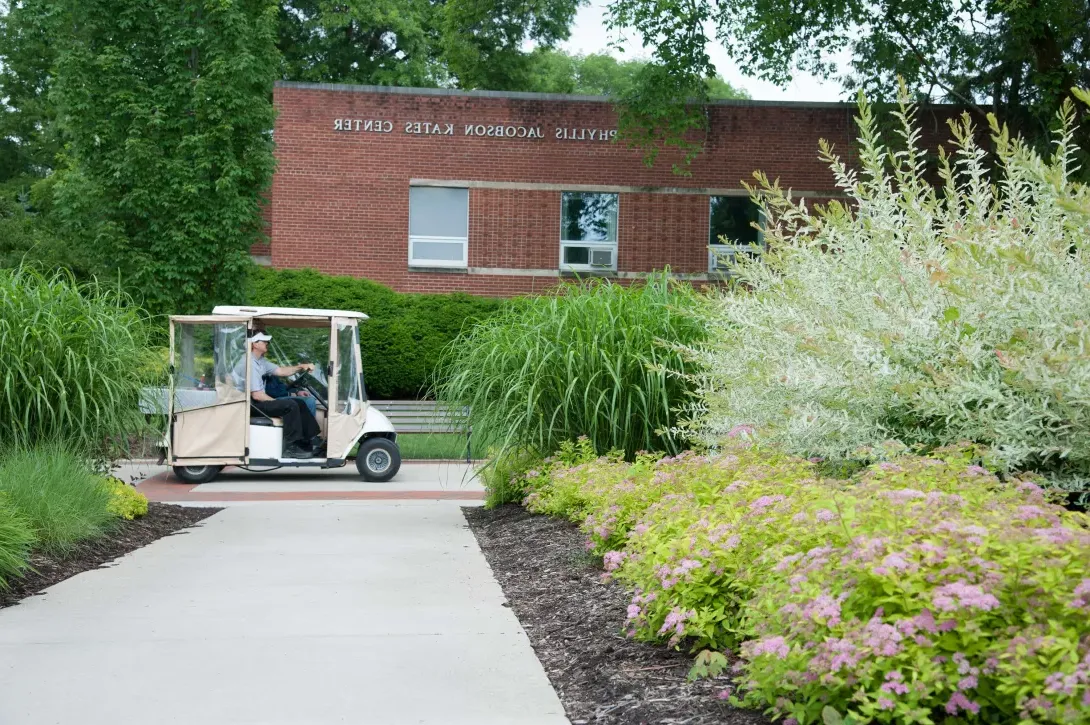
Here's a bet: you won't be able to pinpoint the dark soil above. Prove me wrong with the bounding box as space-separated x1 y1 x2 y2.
464 504 770 725
1 503 221 608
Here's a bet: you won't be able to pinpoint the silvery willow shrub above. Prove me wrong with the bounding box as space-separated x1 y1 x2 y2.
691 90 1090 501
736 459 1090 724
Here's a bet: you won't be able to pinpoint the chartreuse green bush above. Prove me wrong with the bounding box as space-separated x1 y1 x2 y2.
246 266 502 399
101 476 148 521
436 273 705 505
691 88 1090 502
522 442 1090 724
0 442 118 557
0 494 34 589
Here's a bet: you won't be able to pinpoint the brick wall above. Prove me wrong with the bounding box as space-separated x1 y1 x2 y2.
267 82 957 296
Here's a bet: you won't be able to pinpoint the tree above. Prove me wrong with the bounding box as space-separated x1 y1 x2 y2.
439 0 581 90
276 0 583 91
0 0 61 181
276 0 442 86
46 0 279 314
524 49 749 99
606 0 1090 163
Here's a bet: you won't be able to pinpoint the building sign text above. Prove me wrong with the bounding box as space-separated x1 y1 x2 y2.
333 118 616 142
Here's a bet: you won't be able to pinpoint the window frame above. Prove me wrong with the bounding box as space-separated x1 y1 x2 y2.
707 196 765 273
559 191 619 272
408 186 470 269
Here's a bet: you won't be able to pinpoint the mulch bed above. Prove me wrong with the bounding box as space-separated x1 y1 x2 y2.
464 504 770 725
0 503 221 608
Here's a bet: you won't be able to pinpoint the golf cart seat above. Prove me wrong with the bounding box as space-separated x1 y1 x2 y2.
250 415 283 427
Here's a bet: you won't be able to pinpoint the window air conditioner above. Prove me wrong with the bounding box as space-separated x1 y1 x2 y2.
709 246 732 271
590 248 613 267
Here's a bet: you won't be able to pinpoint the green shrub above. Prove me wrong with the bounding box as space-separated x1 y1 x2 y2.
692 90 1090 501
524 443 1090 723
435 272 706 461
0 266 157 456
102 475 148 520
524 439 827 647
0 493 34 589
734 461 1090 724
246 267 502 399
480 446 545 508
0 443 117 557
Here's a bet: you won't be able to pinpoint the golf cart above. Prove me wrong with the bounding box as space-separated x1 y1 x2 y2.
165 306 401 484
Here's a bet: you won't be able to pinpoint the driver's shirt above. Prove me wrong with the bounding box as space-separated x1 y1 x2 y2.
233 355 279 394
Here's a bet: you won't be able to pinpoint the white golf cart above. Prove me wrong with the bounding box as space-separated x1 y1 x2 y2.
165 306 401 484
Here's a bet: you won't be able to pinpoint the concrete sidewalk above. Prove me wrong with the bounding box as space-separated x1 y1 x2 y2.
0 502 569 725
130 462 486 504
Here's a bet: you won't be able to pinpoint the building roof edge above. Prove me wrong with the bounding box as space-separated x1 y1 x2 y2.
274 80 874 110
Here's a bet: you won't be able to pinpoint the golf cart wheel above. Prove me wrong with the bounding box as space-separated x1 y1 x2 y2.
356 438 401 482
172 465 223 484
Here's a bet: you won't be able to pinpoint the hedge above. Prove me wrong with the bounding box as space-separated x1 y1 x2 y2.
246 267 503 399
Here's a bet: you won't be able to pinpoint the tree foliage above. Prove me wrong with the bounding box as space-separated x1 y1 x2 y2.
44 0 279 313
276 0 582 90
524 49 748 99
0 0 58 181
606 0 1090 165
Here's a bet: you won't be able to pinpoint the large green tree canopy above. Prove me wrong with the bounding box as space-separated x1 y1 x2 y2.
276 0 582 89
607 0 1090 154
46 0 280 313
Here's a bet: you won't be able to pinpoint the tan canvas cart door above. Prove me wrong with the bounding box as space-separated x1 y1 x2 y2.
169 318 250 462
327 317 366 459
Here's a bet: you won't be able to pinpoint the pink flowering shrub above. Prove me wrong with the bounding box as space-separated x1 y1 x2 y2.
736 460 1090 724
525 440 1090 722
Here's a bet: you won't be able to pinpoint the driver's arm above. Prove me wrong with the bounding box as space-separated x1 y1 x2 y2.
271 362 315 377
251 390 276 402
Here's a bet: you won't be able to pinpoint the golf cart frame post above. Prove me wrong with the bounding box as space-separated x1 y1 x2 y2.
165 307 401 484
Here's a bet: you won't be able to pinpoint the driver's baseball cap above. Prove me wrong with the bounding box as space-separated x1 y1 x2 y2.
249 332 272 343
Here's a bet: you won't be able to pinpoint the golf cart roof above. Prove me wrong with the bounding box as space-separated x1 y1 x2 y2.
212 305 369 320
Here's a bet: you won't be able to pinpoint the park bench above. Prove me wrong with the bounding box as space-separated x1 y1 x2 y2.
368 399 473 463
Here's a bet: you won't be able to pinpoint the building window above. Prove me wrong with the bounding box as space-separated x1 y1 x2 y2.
409 186 469 268
709 196 763 272
560 191 618 271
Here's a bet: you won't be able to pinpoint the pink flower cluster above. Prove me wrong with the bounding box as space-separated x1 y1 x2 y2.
932 581 1000 612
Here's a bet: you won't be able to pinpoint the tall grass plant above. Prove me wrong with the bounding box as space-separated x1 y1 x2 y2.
0 442 117 557
0 266 157 456
435 272 705 467
0 494 34 588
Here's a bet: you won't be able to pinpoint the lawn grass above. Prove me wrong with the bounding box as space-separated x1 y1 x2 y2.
396 432 475 460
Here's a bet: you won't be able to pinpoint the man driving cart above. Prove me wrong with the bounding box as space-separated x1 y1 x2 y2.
236 331 324 459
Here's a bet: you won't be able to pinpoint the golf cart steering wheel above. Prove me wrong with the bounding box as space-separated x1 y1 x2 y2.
285 369 328 409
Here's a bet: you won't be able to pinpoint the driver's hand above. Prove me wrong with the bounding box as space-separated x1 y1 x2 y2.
301 363 315 372
296 390 311 397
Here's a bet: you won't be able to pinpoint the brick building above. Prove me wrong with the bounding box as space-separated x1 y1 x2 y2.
264 81 946 296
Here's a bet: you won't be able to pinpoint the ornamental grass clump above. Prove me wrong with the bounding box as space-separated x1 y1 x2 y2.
0 266 157 456
435 272 705 469
0 442 118 557
0 494 34 588
691 89 1090 500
